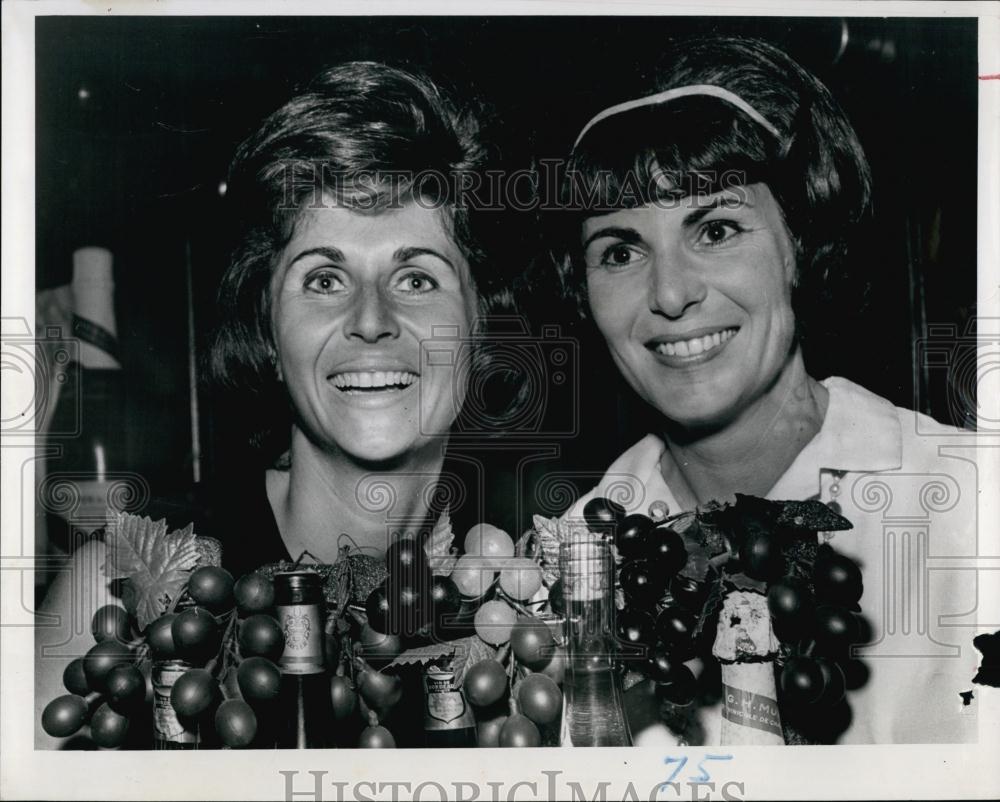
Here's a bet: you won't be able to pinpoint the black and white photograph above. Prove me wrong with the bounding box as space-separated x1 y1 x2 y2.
2 1 999 799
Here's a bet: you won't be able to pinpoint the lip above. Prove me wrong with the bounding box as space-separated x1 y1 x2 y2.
644 326 739 368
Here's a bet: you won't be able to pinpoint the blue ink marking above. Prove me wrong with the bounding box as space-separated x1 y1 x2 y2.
692 754 733 783
662 755 688 785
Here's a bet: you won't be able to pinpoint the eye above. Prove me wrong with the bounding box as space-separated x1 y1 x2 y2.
395 270 438 294
592 243 644 271
697 220 745 247
304 269 345 294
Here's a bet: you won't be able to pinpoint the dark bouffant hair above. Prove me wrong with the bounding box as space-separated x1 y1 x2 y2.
555 36 873 341
210 61 527 463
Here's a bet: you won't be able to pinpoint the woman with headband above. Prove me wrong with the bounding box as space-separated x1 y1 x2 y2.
557 36 978 744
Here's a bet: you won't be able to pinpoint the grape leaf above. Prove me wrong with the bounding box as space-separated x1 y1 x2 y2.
679 535 712 581
692 572 726 639
388 641 456 669
425 509 458 576
514 528 534 558
103 512 201 629
774 498 853 532
726 572 768 593
451 634 499 689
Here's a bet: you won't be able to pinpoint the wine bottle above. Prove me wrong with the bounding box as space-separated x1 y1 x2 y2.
274 571 335 748
152 659 200 749
44 247 129 539
558 535 633 746
422 660 477 747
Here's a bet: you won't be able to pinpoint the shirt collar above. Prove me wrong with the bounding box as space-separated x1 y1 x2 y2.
768 376 903 499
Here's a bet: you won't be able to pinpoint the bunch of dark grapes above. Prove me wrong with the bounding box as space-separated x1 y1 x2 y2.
42 566 288 749
583 496 868 740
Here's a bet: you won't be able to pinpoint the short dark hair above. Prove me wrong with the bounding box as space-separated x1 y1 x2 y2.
554 36 872 338
209 61 525 462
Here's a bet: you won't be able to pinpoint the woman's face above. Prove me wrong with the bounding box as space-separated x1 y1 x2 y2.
582 183 798 430
270 201 477 464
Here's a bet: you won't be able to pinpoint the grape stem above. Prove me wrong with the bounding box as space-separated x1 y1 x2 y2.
495 589 534 618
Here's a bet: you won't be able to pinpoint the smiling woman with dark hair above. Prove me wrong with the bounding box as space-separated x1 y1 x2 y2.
556 36 978 745
35 61 526 747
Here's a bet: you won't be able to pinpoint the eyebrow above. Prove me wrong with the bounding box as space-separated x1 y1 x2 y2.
287 245 456 271
582 226 644 250
682 195 754 226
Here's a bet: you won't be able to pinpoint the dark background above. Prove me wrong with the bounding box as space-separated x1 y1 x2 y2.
35 15 979 539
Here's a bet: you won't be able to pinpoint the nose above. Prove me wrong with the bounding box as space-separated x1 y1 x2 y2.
648 248 707 319
345 284 400 343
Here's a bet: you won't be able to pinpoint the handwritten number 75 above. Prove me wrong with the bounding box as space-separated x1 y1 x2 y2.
663 754 733 785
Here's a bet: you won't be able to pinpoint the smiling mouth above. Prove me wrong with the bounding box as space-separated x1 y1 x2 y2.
648 327 739 359
330 371 419 393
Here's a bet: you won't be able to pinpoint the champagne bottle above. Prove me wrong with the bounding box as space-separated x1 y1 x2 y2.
274 571 335 748
558 535 632 746
423 660 477 747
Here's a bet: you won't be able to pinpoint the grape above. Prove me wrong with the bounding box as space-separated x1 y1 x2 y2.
427 575 462 636
510 617 556 667
654 606 696 658
450 554 496 599
474 600 517 645
83 640 132 692
359 624 402 666
90 605 131 644
169 667 217 718
655 664 697 706
62 658 89 696
813 605 862 653
464 524 515 559
215 699 257 748
779 656 825 704
41 694 89 738
517 673 562 726
583 496 626 535
90 702 130 748
815 658 846 706
739 530 784 581
477 714 507 747
645 528 687 574
767 577 813 621
539 645 567 686
813 547 863 605
385 578 425 637
547 579 566 616
330 675 358 720
359 723 396 748
616 609 656 649
365 583 392 633
356 662 403 714
615 514 653 559
619 560 667 605
499 713 541 747
669 574 708 611
499 558 543 601
234 573 275 615
385 538 427 579
646 643 684 683
146 613 178 658
464 659 508 707
238 614 285 661
171 606 220 664
106 664 146 710
237 656 281 702
188 566 236 612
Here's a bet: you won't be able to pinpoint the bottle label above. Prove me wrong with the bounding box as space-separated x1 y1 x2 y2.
424 668 475 731
152 660 199 746
277 603 324 675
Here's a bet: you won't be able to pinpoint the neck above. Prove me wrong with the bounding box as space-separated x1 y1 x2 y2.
659 348 828 509
267 427 448 563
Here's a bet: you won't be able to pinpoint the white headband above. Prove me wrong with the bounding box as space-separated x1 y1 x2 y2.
572 84 782 151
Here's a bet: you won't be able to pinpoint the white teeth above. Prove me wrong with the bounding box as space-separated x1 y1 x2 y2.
653 328 737 358
331 371 418 389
